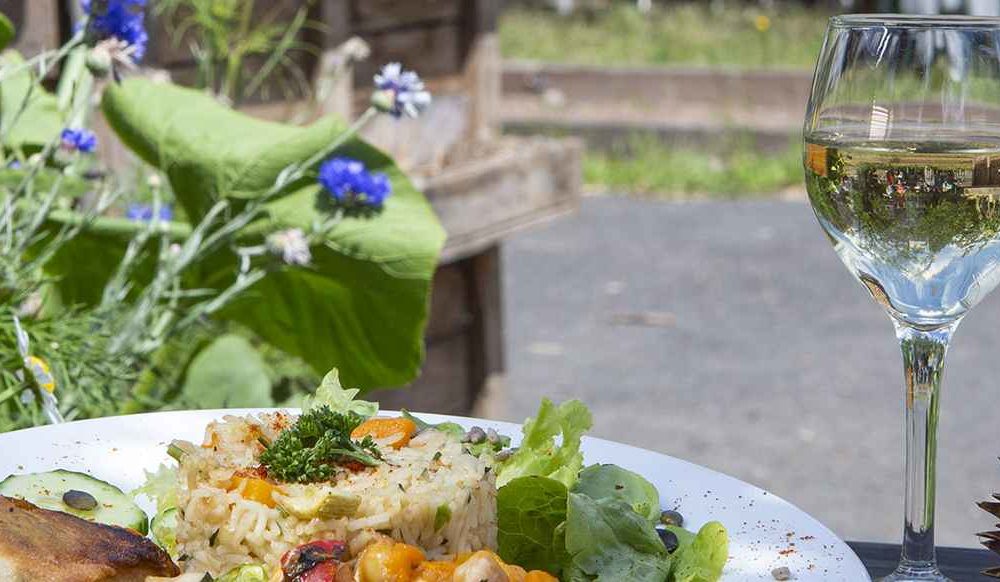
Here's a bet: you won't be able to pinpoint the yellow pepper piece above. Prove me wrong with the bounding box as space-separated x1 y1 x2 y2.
525 571 559 582
413 560 457 581
230 476 276 508
351 417 418 449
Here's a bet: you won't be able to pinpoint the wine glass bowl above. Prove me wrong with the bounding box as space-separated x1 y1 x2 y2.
804 14 1000 582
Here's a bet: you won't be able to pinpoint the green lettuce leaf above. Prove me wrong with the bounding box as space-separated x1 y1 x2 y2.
497 476 569 575
670 521 728 582
496 399 593 489
132 464 179 514
564 492 673 582
574 464 661 523
302 368 378 417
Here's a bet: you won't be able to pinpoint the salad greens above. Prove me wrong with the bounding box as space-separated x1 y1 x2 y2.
497 476 570 574
495 398 593 489
302 369 378 418
670 522 729 582
564 493 673 581
494 399 729 582
574 464 661 523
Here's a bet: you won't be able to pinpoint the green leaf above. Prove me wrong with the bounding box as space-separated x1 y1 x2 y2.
400 409 465 440
670 521 728 582
302 368 377 417
1 52 63 152
564 492 673 582
574 464 661 523
496 399 593 489
179 334 273 408
0 13 15 51
497 476 569 575
131 463 179 514
94 78 445 388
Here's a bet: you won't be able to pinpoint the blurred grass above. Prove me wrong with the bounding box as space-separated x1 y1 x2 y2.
583 136 803 198
499 2 830 69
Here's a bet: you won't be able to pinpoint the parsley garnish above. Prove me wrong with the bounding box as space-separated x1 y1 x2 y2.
259 406 383 483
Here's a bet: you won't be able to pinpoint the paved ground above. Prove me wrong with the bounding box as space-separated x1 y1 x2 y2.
500 196 1000 548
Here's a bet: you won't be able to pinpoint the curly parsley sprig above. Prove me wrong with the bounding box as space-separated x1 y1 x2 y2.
259 406 382 483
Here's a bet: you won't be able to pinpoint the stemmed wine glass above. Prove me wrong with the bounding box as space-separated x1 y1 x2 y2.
804 15 1000 582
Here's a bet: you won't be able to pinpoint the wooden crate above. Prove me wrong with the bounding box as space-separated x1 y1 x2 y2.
0 0 62 58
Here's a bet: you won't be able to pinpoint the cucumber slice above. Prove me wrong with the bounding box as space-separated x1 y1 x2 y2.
151 507 178 554
0 469 148 534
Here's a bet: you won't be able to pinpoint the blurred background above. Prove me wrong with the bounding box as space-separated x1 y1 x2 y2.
5 0 1000 552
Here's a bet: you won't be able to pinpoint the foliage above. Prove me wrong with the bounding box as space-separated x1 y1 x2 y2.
46 79 445 389
153 0 318 104
584 134 802 198
500 2 829 69
0 12 13 51
0 0 440 431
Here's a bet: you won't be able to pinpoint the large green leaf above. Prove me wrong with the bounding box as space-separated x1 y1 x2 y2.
49 79 445 389
0 13 15 52
179 334 273 408
0 52 63 152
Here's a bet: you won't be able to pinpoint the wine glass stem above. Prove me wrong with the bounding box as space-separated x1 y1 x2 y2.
893 321 957 577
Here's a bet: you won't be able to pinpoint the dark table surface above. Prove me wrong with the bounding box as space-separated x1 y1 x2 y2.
849 542 998 581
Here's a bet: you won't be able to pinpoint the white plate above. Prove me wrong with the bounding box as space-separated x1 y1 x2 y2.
0 409 870 581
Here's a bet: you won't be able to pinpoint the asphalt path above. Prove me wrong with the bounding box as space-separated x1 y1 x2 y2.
501 196 1000 548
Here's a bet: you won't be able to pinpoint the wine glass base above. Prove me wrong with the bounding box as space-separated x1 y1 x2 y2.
878 564 952 582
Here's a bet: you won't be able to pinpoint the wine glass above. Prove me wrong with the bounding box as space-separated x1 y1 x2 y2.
804 15 1000 582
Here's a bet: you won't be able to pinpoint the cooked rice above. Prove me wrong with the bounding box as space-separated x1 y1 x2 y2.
173 412 496 576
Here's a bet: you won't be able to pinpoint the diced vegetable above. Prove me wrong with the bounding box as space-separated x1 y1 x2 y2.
151 507 179 554
434 504 452 531
574 464 661 522
216 564 268 582
351 417 418 449
0 469 148 533
277 486 361 519
357 541 425 581
400 410 466 441
414 560 457 581
229 476 277 508
281 540 348 580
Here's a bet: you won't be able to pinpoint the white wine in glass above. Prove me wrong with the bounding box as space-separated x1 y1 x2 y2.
804 15 1000 582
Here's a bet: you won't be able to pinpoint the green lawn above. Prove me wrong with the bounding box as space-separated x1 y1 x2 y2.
500 2 830 69
583 136 804 199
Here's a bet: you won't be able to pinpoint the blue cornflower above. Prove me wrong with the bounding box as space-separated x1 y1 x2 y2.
61 128 97 153
318 157 391 212
126 203 173 222
372 63 432 119
81 0 148 62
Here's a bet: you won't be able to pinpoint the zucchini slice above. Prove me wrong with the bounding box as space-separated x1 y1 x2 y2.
0 469 148 534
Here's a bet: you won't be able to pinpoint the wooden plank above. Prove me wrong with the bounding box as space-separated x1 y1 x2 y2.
425 261 475 340
351 0 461 33
366 332 473 414
0 0 61 56
354 23 462 83
425 137 584 263
469 245 504 379
463 32 501 141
